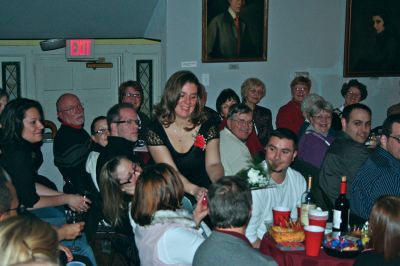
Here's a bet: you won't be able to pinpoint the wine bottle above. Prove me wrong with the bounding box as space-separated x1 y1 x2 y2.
300 175 316 225
332 176 350 232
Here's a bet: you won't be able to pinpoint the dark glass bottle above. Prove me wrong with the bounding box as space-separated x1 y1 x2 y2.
332 176 350 232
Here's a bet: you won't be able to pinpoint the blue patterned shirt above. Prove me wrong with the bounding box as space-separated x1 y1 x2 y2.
351 146 400 219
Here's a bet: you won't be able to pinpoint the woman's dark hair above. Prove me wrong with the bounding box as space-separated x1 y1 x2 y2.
0 98 44 144
341 79 368 101
0 89 9 99
90 115 107 135
131 163 184 226
118 80 143 104
371 10 395 35
215 88 240 116
153 71 206 129
369 195 400 260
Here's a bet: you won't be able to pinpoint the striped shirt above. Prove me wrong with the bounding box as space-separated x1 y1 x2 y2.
351 146 400 219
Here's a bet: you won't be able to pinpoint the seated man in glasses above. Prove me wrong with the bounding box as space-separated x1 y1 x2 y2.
220 103 254 175
351 114 400 221
96 103 142 183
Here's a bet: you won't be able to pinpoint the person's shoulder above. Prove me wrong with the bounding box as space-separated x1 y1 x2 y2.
1 140 30 158
278 101 292 110
276 101 293 117
329 133 367 154
54 125 89 143
287 167 306 183
255 105 272 114
147 118 162 131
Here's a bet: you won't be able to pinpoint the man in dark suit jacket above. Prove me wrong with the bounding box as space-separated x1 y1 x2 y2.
207 0 257 58
193 176 277 266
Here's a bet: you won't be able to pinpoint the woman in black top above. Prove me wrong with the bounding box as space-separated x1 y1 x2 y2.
0 98 89 211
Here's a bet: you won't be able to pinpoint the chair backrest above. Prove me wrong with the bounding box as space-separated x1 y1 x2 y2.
43 120 57 139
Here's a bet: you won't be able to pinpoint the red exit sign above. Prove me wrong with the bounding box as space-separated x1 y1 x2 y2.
66 39 95 59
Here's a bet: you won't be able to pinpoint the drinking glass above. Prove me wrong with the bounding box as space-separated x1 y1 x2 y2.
65 209 82 251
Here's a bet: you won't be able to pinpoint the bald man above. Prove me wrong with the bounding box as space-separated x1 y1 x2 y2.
53 93 100 242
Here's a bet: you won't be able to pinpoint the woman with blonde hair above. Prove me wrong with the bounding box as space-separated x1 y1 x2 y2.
0 215 59 266
241 77 273 146
132 163 208 265
354 195 400 265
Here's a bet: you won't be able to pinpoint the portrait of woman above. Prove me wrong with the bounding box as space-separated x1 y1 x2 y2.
345 1 400 76
354 10 400 72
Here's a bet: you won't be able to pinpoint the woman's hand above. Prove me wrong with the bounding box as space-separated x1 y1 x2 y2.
59 244 73 262
121 163 142 195
193 191 209 226
66 194 91 212
121 182 136 195
192 186 208 202
58 222 85 240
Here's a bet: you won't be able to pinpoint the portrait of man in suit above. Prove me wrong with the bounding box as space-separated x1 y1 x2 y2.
203 0 267 62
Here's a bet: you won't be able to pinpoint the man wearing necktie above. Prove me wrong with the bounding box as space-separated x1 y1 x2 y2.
207 0 255 58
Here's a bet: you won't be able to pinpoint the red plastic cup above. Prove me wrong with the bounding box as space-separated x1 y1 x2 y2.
304 225 325 256
308 209 329 229
272 206 291 226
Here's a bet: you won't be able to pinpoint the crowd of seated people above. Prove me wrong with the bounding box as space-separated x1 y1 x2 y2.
1 71 400 266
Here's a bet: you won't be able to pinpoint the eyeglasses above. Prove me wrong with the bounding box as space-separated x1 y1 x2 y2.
389 135 400 144
312 115 332 120
249 89 263 96
231 119 253 127
124 93 141 98
6 204 26 215
93 128 109 136
59 103 84 113
347 91 361 98
114 119 141 128
119 164 139 186
293 87 308 92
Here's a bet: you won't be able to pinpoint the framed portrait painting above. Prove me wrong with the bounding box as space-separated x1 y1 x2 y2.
202 0 268 63
344 0 400 77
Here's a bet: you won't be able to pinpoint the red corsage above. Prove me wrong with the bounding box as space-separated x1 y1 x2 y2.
193 134 207 150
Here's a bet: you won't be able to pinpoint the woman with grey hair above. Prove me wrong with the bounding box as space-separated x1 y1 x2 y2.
297 99 335 168
298 93 324 137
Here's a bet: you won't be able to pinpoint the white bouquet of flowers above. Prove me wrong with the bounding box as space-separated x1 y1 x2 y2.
237 156 274 190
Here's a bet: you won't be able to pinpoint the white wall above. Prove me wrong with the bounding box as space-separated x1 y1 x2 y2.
161 0 400 127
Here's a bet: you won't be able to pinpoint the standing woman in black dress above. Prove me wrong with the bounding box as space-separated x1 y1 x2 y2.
145 70 224 200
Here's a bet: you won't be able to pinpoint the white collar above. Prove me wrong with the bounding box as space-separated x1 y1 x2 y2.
228 8 238 19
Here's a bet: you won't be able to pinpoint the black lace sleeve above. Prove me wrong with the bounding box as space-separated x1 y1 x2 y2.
145 123 165 146
201 120 219 142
